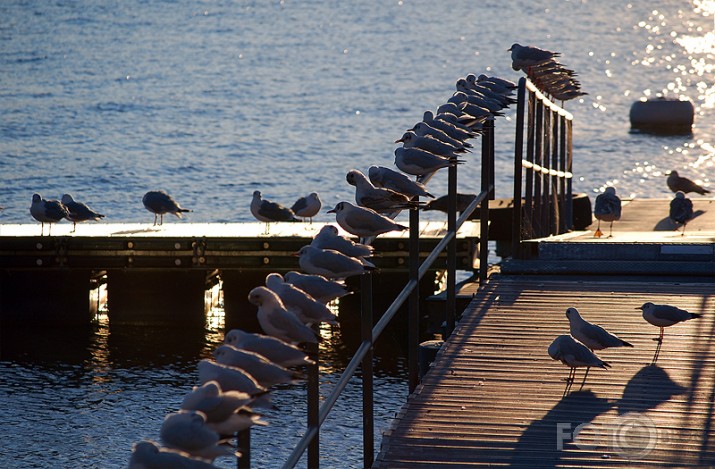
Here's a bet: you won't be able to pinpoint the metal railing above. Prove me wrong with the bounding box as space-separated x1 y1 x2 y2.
273 122 495 469
511 78 574 259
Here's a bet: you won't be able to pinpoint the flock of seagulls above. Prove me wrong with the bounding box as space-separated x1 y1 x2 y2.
508 43 586 102
549 302 702 395
594 169 708 238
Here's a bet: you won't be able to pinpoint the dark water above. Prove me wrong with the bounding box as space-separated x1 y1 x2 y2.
2 0 715 467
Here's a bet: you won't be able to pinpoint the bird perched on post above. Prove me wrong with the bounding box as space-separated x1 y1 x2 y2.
666 170 710 195
346 169 418 213
327 201 408 238
30 193 69 236
669 191 694 236
508 43 561 71
142 190 192 226
593 186 621 238
61 194 105 232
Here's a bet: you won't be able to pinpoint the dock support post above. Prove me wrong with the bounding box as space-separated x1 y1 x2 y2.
0 270 95 327
361 273 374 467
106 270 207 325
408 204 420 393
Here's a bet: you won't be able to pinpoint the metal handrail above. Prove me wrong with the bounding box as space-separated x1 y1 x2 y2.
279 121 494 469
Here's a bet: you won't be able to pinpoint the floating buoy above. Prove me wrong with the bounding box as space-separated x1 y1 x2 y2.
629 97 694 135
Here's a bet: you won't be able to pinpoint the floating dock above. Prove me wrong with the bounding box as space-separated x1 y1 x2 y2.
374 198 715 467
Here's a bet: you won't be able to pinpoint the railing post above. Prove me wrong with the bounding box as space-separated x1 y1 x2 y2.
307 341 319 469
480 120 492 284
408 204 420 393
445 163 457 339
237 429 250 469
512 78 526 259
360 273 374 467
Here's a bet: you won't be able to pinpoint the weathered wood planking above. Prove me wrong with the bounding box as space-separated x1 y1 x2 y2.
374 275 715 467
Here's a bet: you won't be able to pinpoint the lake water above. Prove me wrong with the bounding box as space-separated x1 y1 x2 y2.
1 0 714 467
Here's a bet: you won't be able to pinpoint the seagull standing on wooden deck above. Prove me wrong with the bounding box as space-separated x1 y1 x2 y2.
291 192 322 223
328 201 408 238
666 170 710 195
638 302 701 362
548 334 610 394
30 193 69 236
61 194 105 232
142 190 192 226
669 191 694 236
248 286 320 344
593 186 621 238
251 190 299 233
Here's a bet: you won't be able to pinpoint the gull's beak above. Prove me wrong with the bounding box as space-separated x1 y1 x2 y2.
326 208 336 214
291 251 300 257
395 137 405 143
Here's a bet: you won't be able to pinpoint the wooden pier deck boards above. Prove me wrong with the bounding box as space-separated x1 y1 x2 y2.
374 275 715 467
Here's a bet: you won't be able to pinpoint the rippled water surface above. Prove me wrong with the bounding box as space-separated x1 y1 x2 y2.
2 0 715 467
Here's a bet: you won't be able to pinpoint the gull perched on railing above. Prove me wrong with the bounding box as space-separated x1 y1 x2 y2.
248 286 320 344
224 329 315 367
129 440 222 469
311 224 374 258
368 165 434 199
213 344 300 387
593 186 622 238
508 43 586 102
394 147 463 177
283 271 353 305
265 272 338 326
294 244 377 279
328 201 408 238
160 411 238 462
346 169 418 213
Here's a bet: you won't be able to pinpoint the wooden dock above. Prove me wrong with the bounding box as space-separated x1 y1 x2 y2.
374 198 715 467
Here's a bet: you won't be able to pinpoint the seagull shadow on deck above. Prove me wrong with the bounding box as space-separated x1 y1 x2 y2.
652 210 706 231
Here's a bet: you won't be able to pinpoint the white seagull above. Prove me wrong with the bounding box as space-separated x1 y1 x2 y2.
213 344 300 388
328 201 408 238
224 329 315 367
346 169 416 213
593 186 621 238
669 191 694 236
548 334 610 393
291 192 322 223
30 193 69 236
639 301 702 363
294 244 376 279
197 359 268 396
311 224 374 258
265 272 338 326
61 194 105 232
283 271 353 304
394 146 462 177
160 411 237 462
142 190 192 226
396 130 468 158
180 381 255 423
128 440 221 469
368 165 434 199
248 286 320 344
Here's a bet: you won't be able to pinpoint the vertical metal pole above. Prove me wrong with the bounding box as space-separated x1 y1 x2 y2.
445 163 457 339
361 273 374 467
480 121 492 284
307 341 319 469
512 78 526 258
408 203 420 393
533 100 544 238
566 119 574 230
559 116 567 233
237 430 250 469
524 90 536 241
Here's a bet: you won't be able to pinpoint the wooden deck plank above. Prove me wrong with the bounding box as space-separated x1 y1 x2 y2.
374 275 715 467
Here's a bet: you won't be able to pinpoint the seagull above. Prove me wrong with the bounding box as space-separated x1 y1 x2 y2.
265 272 338 326
224 329 315 367
197 359 268 396
368 165 434 199
311 224 374 258
30 193 69 236
396 130 468 158
346 169 417 212
421 110 478 141
291 192 322 223
294 245 377 279
394 146 462 177
283 271 353 304
142 190 192 226
638 302 701 362
408 121 472 149
566 307 633 351
160 411 237 462
508 43 561 71
666 170 710 195
213 344 300 387
669 191 694 236
593 186 621 238
548 334 610 394
180 381 256 423
248 286 320 344
203 408 269 436
129 440 221 469
251 190 299 233
328 201 408 238
60 194 105 232
423 193 478 214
